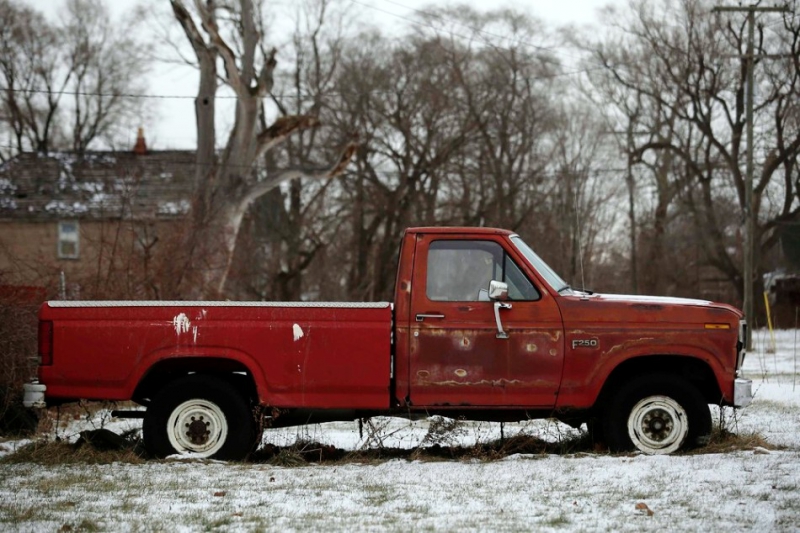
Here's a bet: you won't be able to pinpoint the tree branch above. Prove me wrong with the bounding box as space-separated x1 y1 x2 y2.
170 0 209 60
242 140 358 207
254 114 321 159
255 47 277 97
192 0 243 94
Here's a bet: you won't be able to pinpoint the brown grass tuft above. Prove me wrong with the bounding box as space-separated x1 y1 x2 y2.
2 435 145 465
690 427 778 455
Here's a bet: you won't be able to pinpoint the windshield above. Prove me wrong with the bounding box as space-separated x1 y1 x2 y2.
510 235 571 293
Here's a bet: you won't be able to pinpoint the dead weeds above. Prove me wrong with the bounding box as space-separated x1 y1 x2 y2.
2 439 145 465
690 426 781 454
2 421 779 466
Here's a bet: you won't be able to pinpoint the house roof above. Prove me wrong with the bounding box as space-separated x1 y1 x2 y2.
0 150 197 221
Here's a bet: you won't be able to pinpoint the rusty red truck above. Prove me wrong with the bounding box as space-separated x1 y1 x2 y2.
23 227 752 458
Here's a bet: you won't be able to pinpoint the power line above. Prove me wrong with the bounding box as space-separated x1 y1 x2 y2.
0 87 227 100
0 3 609 104
0 58 605 102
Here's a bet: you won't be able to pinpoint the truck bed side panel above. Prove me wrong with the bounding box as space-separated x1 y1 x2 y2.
39 302 392 409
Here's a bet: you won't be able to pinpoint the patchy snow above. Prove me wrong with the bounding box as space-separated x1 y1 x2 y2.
76 182 104 194
44 200 89 215
0 197 17 210
0 177 16 192
157 199 191 215
1 329 798 531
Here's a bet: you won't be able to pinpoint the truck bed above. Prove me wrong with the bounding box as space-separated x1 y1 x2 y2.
39 301 393 409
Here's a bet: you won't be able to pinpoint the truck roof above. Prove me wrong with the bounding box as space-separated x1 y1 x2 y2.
404 226 515 236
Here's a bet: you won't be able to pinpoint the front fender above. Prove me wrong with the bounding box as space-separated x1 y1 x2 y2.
556 331 735 409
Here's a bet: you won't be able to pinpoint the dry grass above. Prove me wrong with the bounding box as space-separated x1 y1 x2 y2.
2 430 145 465
692 426 779 454
3 415 775 466
249 430 597 465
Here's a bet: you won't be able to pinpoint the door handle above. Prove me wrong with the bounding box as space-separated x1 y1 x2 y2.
494 302 512 339
416 313 445 322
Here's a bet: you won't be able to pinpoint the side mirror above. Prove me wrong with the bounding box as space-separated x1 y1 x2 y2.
488 280 509 301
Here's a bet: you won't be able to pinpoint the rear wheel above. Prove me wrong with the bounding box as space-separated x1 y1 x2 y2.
604 375 711 455
143 375 256 460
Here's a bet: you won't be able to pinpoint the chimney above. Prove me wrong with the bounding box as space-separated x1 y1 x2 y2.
133 127 147 155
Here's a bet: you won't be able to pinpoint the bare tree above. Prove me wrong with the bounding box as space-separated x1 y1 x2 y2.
0 0 65 157
321 7 593 299
169 0 356 298
325 30 475 299
0 0 151 159
540 104 621 288
229 0 353 301
586 0 800 308
62 0 151 152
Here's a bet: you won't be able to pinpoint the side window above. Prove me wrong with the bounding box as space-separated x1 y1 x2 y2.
426 240 539 301
504 255 539 300
57 221 80 259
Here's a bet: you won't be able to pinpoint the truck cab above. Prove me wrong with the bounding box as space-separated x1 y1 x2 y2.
394 227 751 453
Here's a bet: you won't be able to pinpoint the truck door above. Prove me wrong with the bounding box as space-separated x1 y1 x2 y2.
408 234 564 408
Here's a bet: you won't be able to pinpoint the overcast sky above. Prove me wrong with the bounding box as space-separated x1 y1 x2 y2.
25 0 617 150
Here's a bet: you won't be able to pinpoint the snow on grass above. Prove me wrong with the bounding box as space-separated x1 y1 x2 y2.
735 329 800 449
1 450 798 531
1 329 798 531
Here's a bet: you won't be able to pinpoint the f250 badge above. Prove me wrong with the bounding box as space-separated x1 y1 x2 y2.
572 338 599 349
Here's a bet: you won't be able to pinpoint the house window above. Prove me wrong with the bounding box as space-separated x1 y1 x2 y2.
58 221 80 259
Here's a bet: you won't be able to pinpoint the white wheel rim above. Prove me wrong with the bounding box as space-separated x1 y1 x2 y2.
627 395 688 455
167 399 228 457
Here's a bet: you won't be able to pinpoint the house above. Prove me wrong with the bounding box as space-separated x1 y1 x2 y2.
0 130 195 298
764 223 800 328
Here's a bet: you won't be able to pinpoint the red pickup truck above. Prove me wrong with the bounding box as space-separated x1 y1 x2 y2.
24 227 752 458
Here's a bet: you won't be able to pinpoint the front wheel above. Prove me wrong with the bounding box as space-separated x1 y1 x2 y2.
143 375 256 460
603 375 711 455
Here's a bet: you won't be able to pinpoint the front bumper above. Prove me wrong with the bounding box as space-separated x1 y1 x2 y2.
23 382 47 408
733 378 753 408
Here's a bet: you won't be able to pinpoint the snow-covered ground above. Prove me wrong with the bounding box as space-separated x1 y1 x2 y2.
1 329 798 531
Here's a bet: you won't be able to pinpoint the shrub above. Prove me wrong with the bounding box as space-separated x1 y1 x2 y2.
0 286 42 435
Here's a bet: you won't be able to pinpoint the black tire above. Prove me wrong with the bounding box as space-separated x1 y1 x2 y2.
603 374 711 455
143 375 256 460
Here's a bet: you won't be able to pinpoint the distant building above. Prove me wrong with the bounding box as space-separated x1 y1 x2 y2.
0 130 195 297
765 223 800 328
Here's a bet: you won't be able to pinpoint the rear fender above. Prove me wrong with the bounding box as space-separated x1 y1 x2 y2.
128 347 269 405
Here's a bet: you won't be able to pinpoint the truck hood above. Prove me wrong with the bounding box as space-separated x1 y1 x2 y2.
594 293 713 306
565 292 744 321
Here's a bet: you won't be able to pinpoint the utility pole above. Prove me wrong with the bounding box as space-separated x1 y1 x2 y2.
626 120 639 295
604 120 645 295
712 3 791 349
